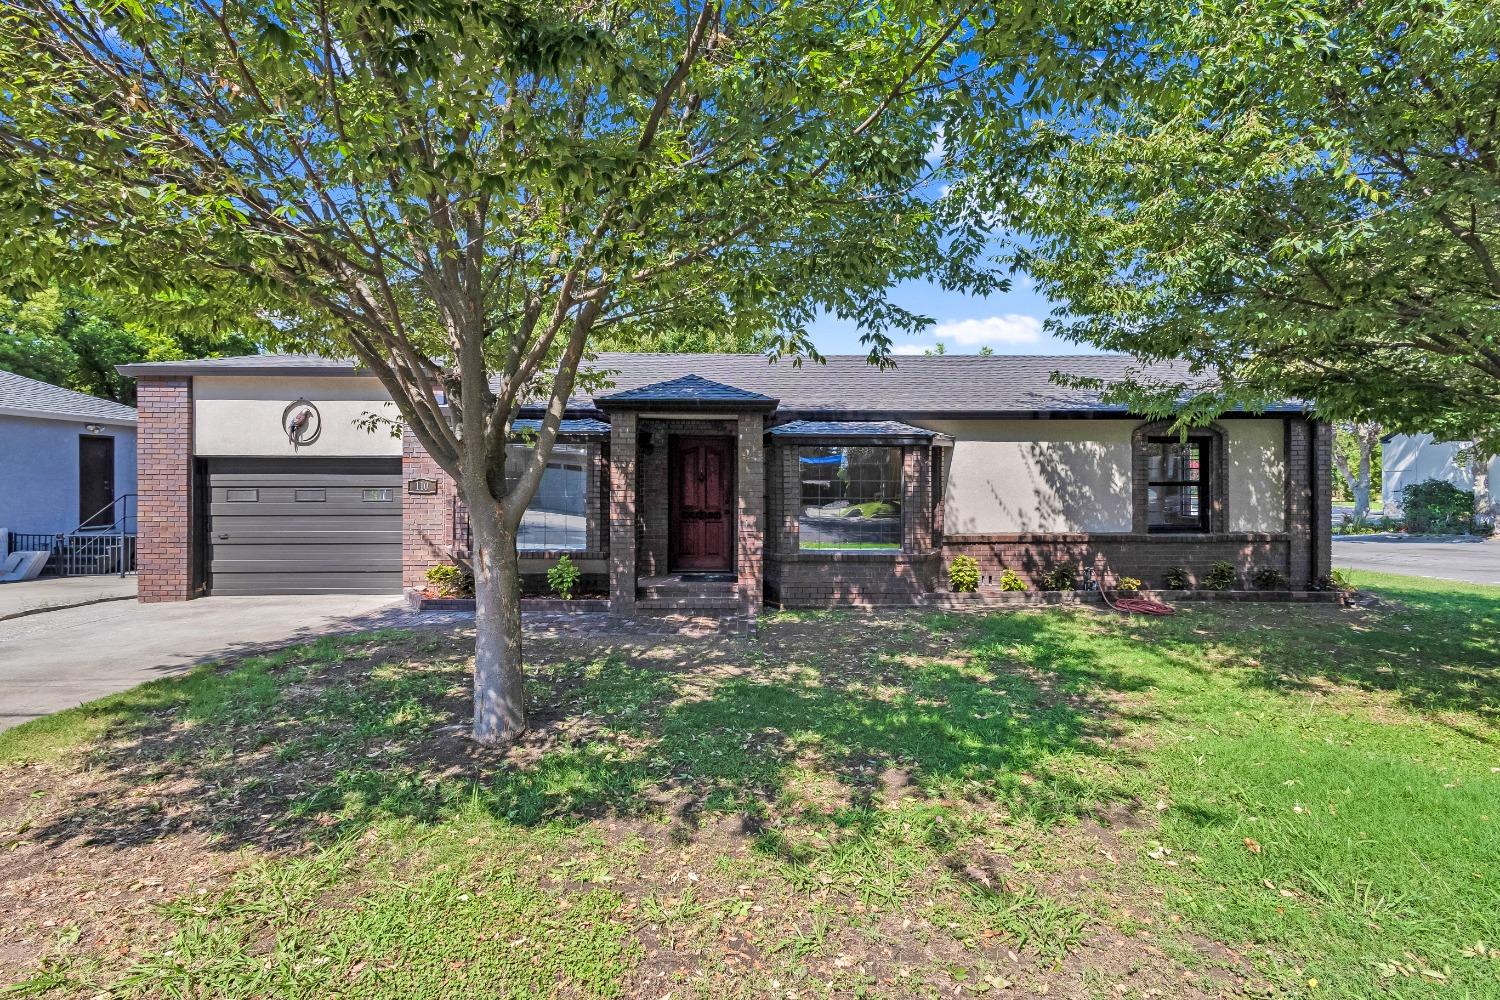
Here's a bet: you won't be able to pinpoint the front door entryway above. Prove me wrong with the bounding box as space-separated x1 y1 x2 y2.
78 435 115 527
669 436 734 572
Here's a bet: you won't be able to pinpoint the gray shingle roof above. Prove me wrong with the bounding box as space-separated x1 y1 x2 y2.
116 351 1304 416
594 373 777 409
0 370 137 425
769 420 951 444
511 417 611 437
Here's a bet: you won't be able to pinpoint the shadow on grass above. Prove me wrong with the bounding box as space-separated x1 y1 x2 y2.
15 613 1144 866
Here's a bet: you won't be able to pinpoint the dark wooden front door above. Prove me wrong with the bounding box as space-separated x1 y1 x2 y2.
669 436 734 572
78 435 115 527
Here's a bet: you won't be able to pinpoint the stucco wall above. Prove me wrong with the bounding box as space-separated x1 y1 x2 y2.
193 376 400 457
1223 420 1286 532
0 414 137 535
914 417 1288 534
917 419 1136 532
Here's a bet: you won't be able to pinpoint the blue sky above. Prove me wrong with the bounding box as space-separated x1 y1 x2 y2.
805 272 1102 357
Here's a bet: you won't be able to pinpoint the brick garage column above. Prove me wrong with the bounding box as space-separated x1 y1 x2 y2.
402 427 458 589
136 377 196 602
1285 417 1314 589
609 413 638 614
736 413 766 616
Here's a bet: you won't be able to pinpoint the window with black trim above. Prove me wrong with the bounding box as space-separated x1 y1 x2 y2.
798 446 902 551
1145 437 1209 532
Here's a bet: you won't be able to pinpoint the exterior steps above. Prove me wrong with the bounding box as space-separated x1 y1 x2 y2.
636 574 740 610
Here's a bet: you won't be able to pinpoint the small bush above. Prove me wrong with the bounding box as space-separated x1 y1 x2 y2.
426 563 473 598
1115 576 1143 593
1401 478 1476 534
1204 560 1238 591
948 555 981 593
547 554 582 600
1315 569 1355 593
1038 563 1078 591
1163 566 1191 590
1251 567 1285 591
998 568 1028 592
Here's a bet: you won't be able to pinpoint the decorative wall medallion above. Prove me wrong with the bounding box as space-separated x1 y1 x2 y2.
282 399 322 447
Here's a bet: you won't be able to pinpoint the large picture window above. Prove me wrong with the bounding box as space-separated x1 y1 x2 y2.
798 446 903 551
507 443 589 550
1144 438 1210 532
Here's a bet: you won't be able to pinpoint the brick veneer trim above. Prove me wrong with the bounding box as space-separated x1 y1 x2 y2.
136 377 197 602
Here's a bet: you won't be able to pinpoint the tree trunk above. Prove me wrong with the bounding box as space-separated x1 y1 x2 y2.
466 491 527 745
1353 441 1372 522
1473 451 1494 527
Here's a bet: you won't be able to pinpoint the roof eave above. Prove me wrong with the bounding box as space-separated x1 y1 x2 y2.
116 361 366 378
0 405 136 427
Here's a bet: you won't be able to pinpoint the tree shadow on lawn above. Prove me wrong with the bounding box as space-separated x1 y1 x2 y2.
18 612 1151 868
1222 584 1500 725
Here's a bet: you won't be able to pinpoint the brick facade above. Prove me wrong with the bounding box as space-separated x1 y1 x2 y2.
939 532 1290 592
135 377 197 602
608 413 638 613
401 427 459 589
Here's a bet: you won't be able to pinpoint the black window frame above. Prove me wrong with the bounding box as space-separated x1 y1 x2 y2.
796 444 905 553
1145 436 1211 534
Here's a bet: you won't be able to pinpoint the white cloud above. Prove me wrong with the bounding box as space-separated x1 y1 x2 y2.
931 314 1044 347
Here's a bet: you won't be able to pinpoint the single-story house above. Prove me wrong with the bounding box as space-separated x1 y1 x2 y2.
116 353 1332 611
0 370 137 549
1381 433 1497 514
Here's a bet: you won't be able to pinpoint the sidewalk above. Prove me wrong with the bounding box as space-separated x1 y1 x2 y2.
0 575 137 621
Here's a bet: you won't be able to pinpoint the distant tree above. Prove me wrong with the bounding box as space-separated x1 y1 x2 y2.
0 285 259 404
923 341 949 356
1332 421 1382 521
956 1 1500 447
977 345 994 356
0 0 1016 743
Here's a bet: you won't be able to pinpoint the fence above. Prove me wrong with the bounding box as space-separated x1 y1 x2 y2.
5 531 137 576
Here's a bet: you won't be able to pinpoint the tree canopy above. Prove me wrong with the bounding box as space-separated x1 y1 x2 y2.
0 0 1051 741
0 285 259 403
955 1 1500 449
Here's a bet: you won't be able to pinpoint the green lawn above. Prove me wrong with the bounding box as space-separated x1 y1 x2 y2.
1 571 1496 998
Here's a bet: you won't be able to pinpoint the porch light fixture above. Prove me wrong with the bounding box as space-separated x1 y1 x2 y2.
84 423 103 433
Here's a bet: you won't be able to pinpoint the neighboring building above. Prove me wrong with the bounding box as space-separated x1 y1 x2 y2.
116 354 1332 610
0 370 137 540
1382 433 1498 513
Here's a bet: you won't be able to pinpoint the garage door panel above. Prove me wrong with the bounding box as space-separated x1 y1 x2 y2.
211 501 400 518
207 458 403 596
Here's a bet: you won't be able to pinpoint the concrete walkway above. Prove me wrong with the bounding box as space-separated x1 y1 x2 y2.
1333 535 1500 586
0 575 137 621
0 594 433 732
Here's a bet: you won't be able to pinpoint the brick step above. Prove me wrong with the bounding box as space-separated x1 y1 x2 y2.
636 595 742 610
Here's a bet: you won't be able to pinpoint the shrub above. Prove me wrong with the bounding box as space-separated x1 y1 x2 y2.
1204 560 1238 591
1315 569 1355 593
1115 576 1143 593
1163 566 1190 590
998 568 1027 592
547 554 582 600
1038 563 1078 591
425 563 473 598
948 555 981 593
1401 478 1476 534
1251 567 1285 591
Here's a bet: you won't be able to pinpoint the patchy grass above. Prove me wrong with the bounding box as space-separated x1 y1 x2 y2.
2 575 1497 999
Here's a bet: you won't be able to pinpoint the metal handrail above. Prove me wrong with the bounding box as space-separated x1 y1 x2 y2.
73 492 136 535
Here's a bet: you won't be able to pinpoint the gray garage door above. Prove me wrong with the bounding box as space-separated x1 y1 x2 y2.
206 458 403 595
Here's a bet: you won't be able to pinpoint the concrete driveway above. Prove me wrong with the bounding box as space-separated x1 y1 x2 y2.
1333 535 1500 586
0 594 432 732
